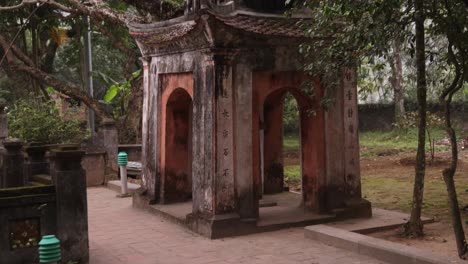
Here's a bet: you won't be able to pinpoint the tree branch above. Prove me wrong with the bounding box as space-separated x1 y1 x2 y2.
0 34 112 120
0 0 37 11
0 0 74 13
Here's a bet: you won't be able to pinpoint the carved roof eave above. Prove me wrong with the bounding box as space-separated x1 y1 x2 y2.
129 10 313 56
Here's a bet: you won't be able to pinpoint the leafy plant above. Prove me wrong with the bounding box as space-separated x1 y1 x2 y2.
283 93 300 134
394 111 444 161
100 69 141 117
8 97 87 144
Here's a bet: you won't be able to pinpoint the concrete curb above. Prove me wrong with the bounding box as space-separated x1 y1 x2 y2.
106 180 140 195
305 225 460 264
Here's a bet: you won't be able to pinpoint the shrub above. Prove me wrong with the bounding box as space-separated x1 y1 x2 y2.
8 98 87 144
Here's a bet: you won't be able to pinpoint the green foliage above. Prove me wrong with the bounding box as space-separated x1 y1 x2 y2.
284 165 301 183
100 69 141 117
359 128 449 158
300 0 408 105
393 111 445 160
283 93 300 134
8 98 87 144
393 112 444 130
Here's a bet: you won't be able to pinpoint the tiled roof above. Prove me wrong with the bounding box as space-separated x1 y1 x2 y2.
130 21 197 45
129 13 309 46
216 15 307 38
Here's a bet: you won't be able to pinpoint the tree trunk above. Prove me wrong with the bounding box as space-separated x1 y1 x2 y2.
441 94 468 259
404 0 427 237
439 37 468 258
391 37 405 122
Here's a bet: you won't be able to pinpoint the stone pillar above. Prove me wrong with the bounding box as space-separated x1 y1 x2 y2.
234 63 258 219
343 67 371 217
139 57 159 201
324 67 371 218
263 93 285 194
49 149 89 264
342 67 362 199
191 58 214 215
212 51 237 216
23 145 49 182
0 103 8 142
1 139 24 188
100 119 118 182
187 51 249 238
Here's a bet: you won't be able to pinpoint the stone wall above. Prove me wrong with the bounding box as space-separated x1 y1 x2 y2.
0 148 89 264
358 103 468 131
0 186 57 264
118 144 142 161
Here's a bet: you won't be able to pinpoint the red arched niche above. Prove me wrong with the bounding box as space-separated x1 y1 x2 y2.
160 73 194 204
253 71 326 211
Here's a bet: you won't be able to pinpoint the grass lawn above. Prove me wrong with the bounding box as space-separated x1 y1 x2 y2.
359 127 450 158
361 166 468 221
282 128 468 222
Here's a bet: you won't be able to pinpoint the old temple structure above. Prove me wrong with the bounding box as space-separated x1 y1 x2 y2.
130 0 372 238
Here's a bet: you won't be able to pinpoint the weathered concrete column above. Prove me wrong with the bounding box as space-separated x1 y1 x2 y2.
49 148 89 264
263 92 285 194
1 139 25 188
0 103 8 142
100 119 118 182
323 67 371 218
212 51 238 216
234 63 258 219
138 57 158 201
342 67 361 199
340 67 372 218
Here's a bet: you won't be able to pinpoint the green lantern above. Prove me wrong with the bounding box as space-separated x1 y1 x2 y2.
118 152 128 166
38 235 61 263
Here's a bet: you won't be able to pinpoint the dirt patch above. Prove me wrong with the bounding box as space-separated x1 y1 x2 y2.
399 154 463 167
284 150 300 166
361 150 468 260
285 179 301 192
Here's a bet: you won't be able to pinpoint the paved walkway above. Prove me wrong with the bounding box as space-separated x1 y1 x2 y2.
88 187 386 264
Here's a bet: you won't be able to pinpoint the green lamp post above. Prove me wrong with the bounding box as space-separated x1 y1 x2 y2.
38 235 61 263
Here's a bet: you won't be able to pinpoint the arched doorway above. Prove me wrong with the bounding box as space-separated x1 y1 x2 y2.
282 93 301 193
261 88 304 196
255 82 326 223
163 88 193 203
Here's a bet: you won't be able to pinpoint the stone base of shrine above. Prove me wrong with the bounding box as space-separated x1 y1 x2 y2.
133 191 372 239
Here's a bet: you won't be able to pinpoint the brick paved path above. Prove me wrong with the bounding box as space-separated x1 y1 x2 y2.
88 187 386 264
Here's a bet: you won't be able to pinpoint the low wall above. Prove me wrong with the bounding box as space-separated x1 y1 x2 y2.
0 186 57 264
82 151 106 186
118 144 142 161
359 103 468 131
0 147 89 264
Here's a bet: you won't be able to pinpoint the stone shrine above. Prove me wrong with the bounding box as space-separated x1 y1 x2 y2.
130 0 371 238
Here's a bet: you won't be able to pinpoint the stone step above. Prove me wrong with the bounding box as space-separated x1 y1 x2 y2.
304 225 459 264
106 180 140 195
31 174 52 185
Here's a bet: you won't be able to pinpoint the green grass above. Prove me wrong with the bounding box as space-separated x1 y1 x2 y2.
282 129 468 222
362 174 468 221
284 165 301 183
284 128 452 158
359 127 450 157
283 134 300 151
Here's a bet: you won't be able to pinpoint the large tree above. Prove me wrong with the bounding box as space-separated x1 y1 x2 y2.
0 0 183 141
